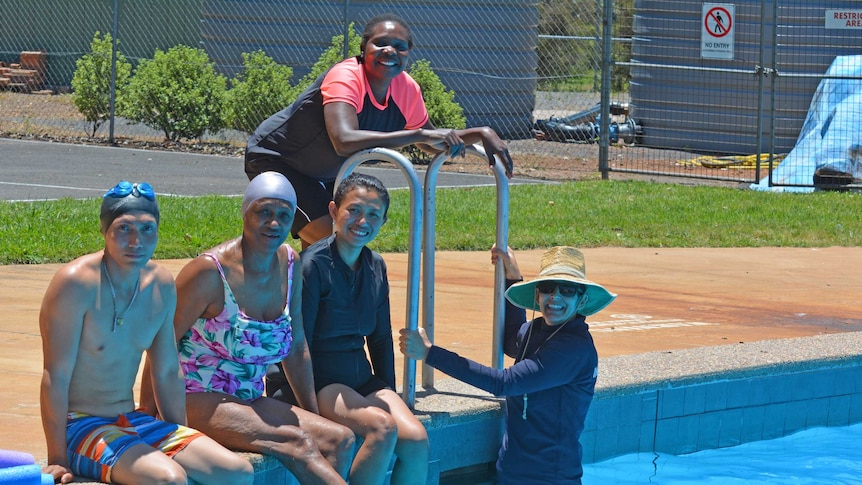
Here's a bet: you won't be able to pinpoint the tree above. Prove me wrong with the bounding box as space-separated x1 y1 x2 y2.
71 32 132 137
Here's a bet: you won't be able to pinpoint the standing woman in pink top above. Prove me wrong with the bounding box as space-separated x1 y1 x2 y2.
245 12 514 248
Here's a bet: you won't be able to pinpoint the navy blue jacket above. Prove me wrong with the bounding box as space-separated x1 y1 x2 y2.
425 280 598 484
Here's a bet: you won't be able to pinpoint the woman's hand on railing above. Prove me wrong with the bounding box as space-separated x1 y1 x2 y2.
399 327 432 360
491 244 522 281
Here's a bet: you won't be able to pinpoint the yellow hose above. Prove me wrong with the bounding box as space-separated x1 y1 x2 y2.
678 153 786 169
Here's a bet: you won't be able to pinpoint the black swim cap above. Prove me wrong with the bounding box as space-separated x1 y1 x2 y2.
99 181 160 234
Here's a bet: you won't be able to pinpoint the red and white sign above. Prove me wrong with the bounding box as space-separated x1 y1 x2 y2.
701 3 735 60
826 10 862 29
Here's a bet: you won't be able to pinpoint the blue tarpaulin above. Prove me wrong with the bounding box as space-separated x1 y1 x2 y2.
753 55 862 192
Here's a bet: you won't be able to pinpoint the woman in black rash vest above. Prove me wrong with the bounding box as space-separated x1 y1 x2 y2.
267 173 429 485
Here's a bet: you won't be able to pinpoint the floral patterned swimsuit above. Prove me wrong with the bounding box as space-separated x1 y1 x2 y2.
178 251 294 402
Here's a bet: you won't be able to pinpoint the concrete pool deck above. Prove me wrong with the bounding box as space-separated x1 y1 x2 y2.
2 247 861 482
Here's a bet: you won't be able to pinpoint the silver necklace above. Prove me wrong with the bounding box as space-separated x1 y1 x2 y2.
518 319 569 420
102 260 140 332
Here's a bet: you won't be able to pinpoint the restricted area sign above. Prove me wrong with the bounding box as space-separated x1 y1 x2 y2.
701 3 735 60
825 9 862 29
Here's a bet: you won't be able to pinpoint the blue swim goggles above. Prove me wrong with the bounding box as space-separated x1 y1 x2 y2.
103 181 156 200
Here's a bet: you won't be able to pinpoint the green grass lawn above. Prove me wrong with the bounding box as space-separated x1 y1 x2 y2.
1 180 859 265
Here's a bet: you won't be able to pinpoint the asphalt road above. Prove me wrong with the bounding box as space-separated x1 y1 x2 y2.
0 138 537 201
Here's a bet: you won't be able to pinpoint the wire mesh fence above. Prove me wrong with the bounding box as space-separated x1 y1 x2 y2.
0 0 859 188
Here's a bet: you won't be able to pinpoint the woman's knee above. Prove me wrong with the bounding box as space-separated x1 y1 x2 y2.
330 422 357 457
362 407 399 445
396 420 430 458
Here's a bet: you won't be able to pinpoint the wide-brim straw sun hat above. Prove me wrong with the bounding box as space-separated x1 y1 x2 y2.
505 246 616 316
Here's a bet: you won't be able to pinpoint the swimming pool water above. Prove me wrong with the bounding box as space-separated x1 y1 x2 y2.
582 422 862 484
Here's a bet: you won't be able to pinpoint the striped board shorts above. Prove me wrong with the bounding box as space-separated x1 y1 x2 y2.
66 410 203 483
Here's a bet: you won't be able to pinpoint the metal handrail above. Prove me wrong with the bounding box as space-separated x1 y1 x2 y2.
421 145 510 389
334 145 510 407
334 148 423 408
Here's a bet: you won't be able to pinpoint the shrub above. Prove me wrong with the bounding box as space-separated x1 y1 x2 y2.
294 22 362 94
225 50 295 134
71 32 132 137
409 59 466 131
403 59 466 164
121 45 226 142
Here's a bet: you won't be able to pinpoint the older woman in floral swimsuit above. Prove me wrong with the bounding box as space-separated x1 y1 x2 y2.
142 172 354 485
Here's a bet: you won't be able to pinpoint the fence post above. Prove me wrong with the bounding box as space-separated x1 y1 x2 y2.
598 0 614 180
108 0 119 144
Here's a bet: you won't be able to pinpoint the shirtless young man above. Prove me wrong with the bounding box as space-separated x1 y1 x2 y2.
39 181 253 485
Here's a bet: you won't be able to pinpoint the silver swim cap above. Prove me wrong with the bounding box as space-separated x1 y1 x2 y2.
242 172 297 216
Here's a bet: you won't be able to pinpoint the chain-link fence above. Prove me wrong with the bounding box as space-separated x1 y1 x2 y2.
1 0 860 189
618 0 861 188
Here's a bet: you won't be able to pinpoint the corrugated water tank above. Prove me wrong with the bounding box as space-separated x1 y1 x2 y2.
630 0 861 154
200 0 538 138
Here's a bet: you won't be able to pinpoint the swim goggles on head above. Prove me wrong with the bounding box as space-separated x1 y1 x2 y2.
103 181 156 200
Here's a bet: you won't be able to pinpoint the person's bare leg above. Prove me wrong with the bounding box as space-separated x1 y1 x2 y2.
172 435 254 485
368 390 430 485
110 443 188 485
318 384 398 484
298 214 334 249
186 392 353 485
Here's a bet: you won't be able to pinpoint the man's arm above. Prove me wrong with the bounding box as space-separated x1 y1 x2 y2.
281 256 320 413
140 255 224 415
39 266 88 482
145 274 187 425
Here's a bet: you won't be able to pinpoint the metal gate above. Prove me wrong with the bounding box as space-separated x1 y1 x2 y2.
599 0 862 188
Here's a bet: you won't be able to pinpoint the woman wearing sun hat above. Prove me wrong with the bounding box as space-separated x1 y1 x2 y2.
400 246 616 484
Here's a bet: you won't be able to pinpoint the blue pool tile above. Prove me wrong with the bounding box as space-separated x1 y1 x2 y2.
617 394 647 427
761 402 787 440
596 397 621 429
725 380 751 409
718 408 744 448
654 418 679 453
827 394 851 426
593 426 620 461
639 421 656 453
641 392 658 421
741 405 765 443
810 371 837 399
747 376 773 406
675 415 700 454
783 400 809 435
704 381 729 412
805 397 830 428
658 388 686 419
683 385 707 415
580 430 597 463
616 424 643 455
831 367 858 396
695 412 721 451
849 393 862 423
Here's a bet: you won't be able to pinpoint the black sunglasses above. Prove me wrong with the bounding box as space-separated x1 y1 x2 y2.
536 282 582 297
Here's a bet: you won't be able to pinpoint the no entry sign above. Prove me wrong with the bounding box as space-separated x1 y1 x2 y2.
702 3 735 60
